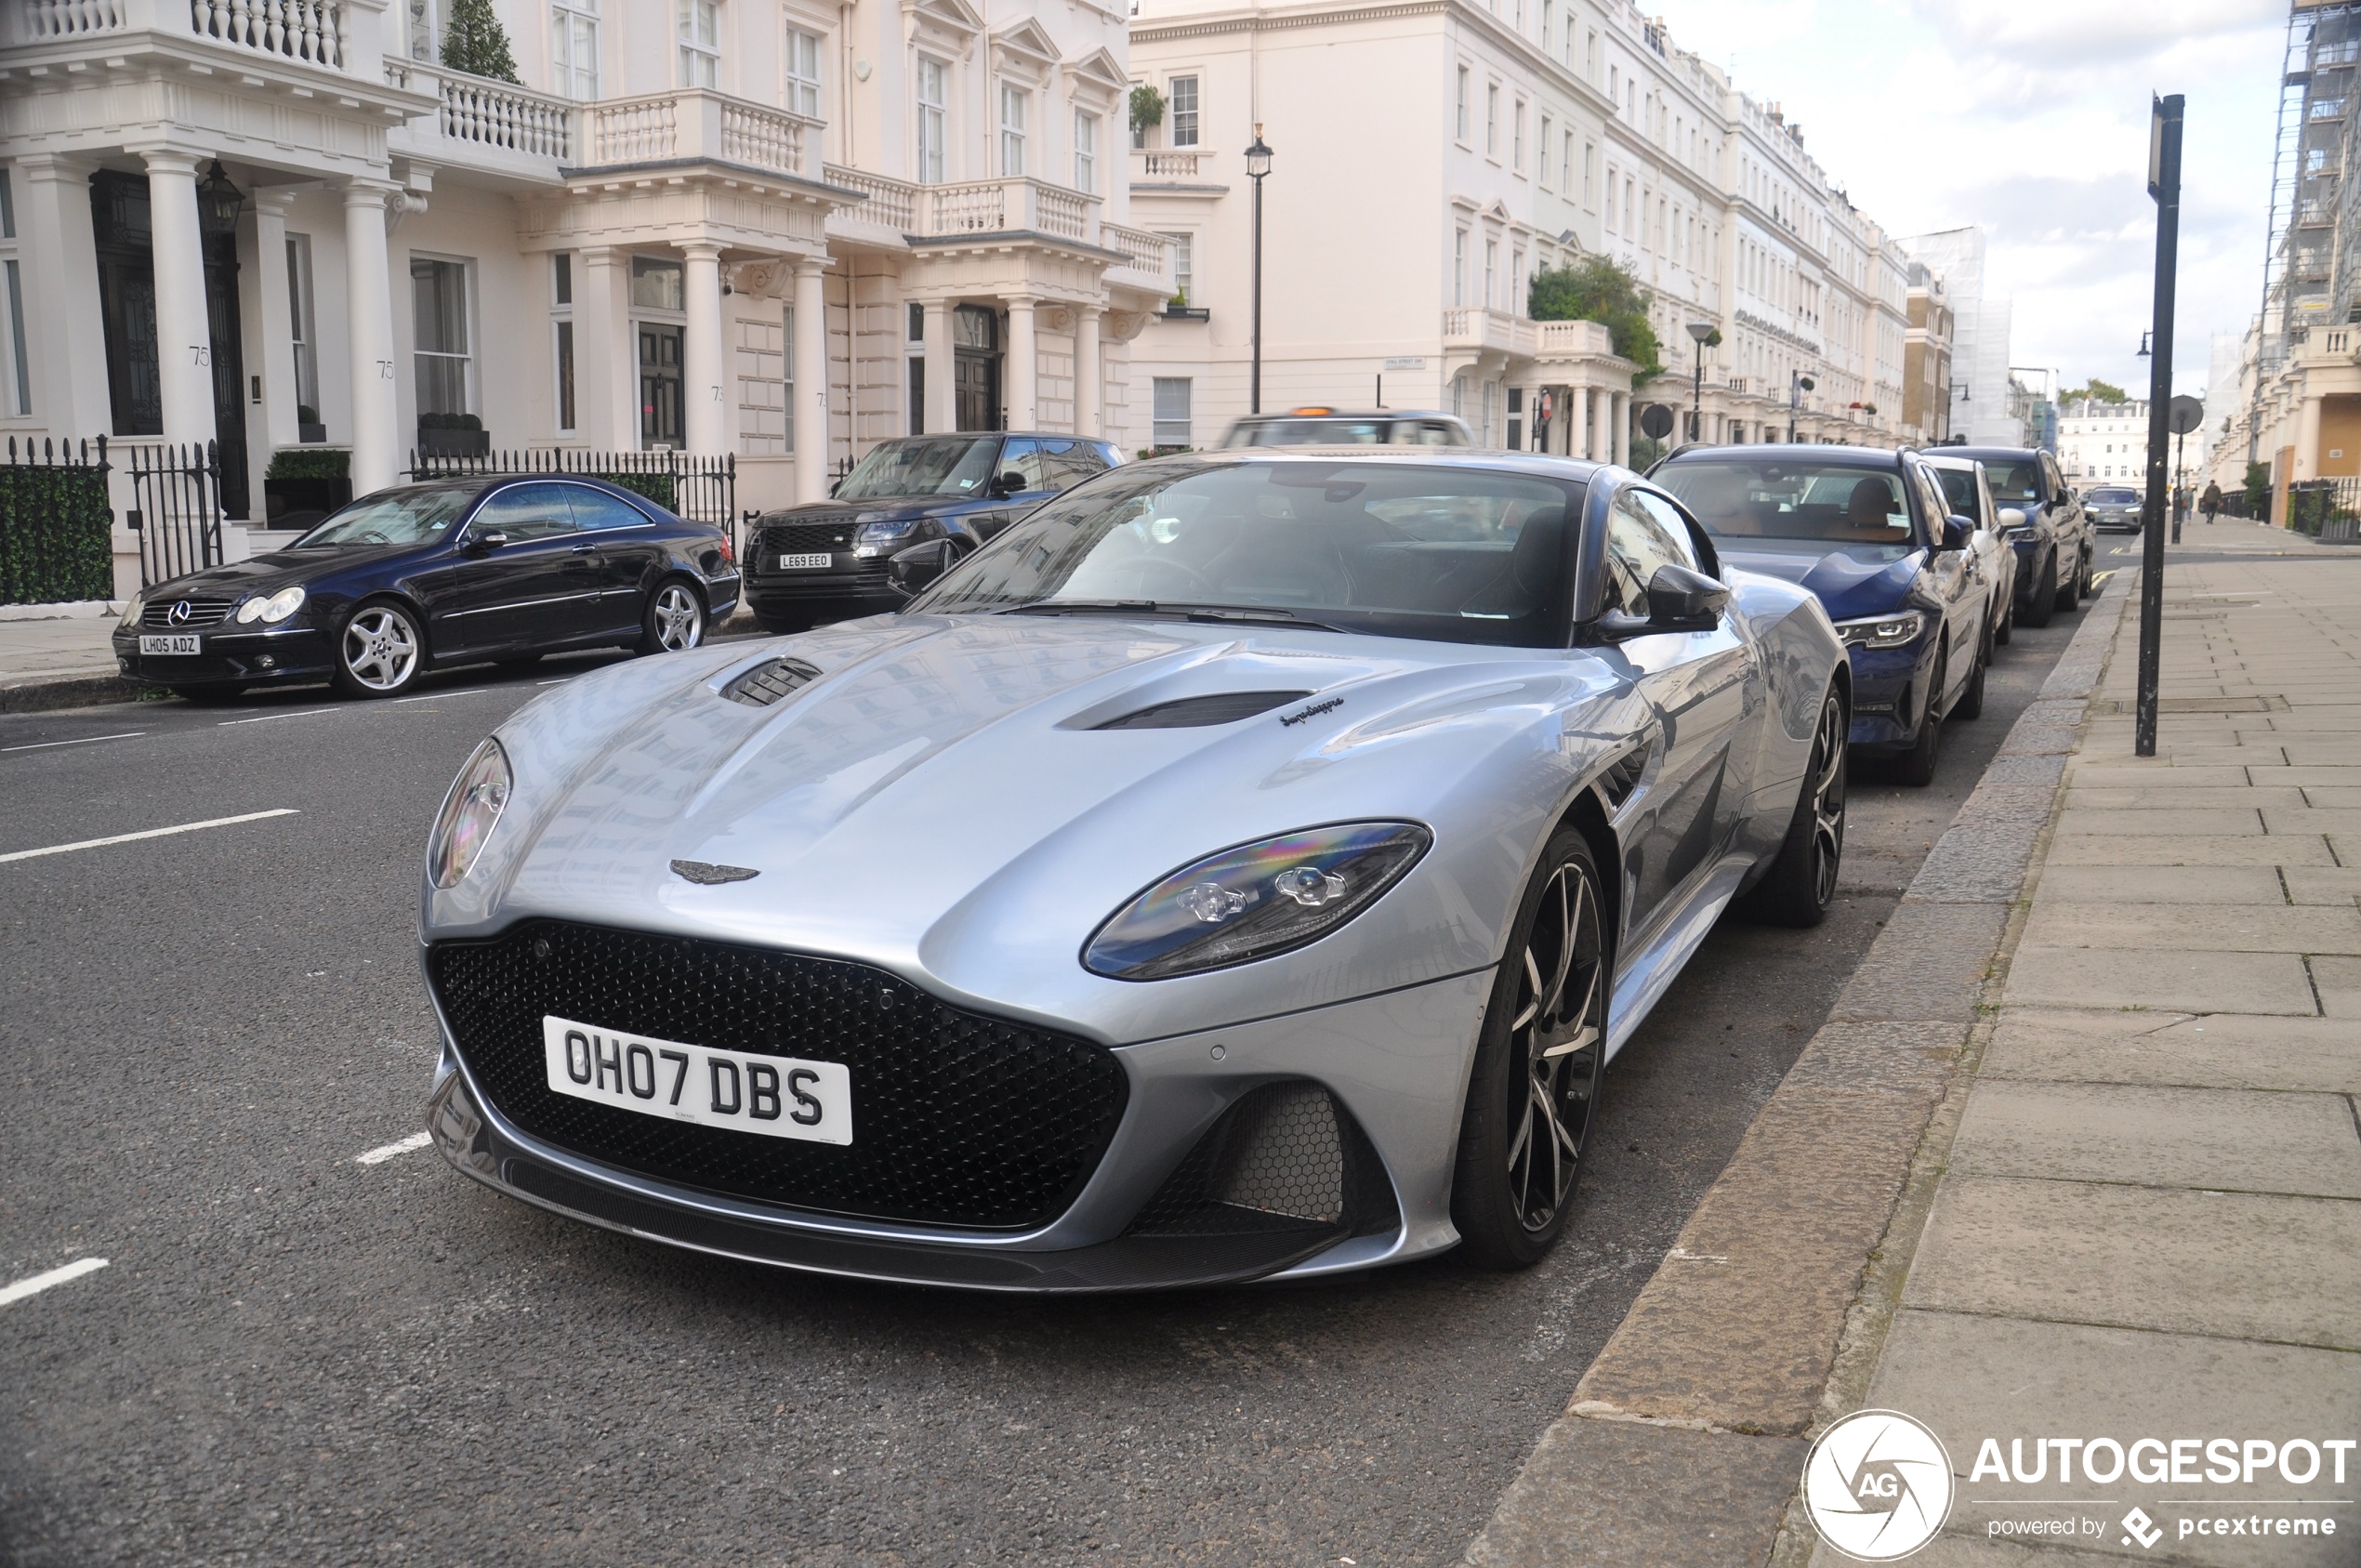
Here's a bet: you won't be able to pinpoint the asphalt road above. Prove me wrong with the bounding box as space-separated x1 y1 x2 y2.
0 591 2093 1567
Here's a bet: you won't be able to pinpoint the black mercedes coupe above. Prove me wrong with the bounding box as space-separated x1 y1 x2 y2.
113 475 739 701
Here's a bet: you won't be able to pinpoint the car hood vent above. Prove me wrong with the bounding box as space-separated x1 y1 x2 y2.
720 656 824 708
1090 690 1313 731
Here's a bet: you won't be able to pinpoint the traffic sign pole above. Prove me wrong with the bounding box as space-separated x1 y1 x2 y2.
2137 95 2183 759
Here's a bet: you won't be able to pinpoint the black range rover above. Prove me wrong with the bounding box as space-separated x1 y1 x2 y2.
745 433 1120 632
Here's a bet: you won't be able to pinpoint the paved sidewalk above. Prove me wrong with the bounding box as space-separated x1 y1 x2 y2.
1819 551 2361 1564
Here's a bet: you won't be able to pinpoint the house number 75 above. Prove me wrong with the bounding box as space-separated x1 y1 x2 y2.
190 344 210 366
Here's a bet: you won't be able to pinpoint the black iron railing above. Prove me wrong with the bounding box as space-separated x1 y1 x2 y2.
122 440 224 588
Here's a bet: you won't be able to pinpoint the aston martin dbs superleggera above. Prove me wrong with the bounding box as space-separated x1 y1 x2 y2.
418 449 1849 1292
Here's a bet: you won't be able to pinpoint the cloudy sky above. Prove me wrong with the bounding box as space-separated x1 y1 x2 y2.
1663 0 2286 405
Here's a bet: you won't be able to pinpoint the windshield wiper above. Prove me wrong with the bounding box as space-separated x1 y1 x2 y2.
996 600 1342 633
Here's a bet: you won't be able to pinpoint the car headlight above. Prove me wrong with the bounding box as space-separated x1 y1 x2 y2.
428 737 511 889
1835 611 1927 650
1083 822 1431 981
118 594 145 631
852 518 920 558
236 586 306 625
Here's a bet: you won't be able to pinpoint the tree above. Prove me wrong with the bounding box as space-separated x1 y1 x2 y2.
1128 84 1167 141
441 0 520 83
1527 257 1663 386
2244 459 2272 516
2060 378 2130 405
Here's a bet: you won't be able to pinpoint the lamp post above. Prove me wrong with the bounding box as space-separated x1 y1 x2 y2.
1245 125 1273 415
1787 372 1814 443
1685 322 1714 444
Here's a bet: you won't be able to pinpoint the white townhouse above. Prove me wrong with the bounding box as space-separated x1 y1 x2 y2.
2055 397 2153 488
0 0 1175 551
1125 0 1920 455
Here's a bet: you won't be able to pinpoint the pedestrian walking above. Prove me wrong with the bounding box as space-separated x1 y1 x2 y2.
2201 480 2222 524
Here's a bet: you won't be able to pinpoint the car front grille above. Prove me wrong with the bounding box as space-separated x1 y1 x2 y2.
141 596 237 628
427 919 1128 1230
759 521 857 557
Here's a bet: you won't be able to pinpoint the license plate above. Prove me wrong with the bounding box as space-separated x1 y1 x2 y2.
775 553 833 571
541 1014 851 1145
139 633 202 655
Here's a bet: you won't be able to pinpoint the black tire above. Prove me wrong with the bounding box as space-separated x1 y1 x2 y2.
639 577 707 655
1451 829 1610 1270
331 598 426 699
1734 685 1847 929
1893 644 1946 786
2054 547 2081 613
2020 552 2057 628
1994 590 2014 647
1953 628 1988 720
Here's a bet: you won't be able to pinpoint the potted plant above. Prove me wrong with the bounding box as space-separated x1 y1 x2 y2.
263 447 352 533
417 411 491 457
297 403 327 444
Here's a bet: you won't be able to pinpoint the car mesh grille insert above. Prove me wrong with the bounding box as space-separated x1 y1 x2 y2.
719 656 823 708
1126 1081 1398 1240
760 522 854 557
1091 690 1313 730
428 920 1128 1229
142 597 236 628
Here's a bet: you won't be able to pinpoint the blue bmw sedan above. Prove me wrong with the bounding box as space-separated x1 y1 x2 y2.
1654 445 1992 784
113 475 739 702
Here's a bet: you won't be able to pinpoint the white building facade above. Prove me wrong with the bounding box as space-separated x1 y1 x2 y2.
1124 0 1922 456
0 0 1174 579
2054 398 2152 489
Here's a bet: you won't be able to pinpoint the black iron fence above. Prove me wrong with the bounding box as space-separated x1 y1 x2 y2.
1 436 115 606
123 441 225 588
2286 477 2361 540
407 448 740 550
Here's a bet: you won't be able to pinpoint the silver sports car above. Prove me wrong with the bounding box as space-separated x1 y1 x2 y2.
419 450 1849 1291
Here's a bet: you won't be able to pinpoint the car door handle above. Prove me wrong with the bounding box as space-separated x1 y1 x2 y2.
570 544 599 554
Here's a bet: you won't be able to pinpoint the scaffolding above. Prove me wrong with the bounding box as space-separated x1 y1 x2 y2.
2253 1 2361 459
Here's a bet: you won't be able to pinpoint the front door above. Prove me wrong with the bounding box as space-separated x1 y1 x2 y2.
953 304 1001 431
640 323 684 447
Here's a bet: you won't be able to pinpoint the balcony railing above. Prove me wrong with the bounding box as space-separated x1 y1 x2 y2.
582 89 822 181
1134 150 1211 177
13 0 344 67
1444 308 1536 357
822 164 920 231
1535 319 1616 359
1102 222 1174 290
385 59 573 163
929 177 1091 241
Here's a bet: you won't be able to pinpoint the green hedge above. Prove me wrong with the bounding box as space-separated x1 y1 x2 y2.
602 472 676 510
0 464 113 606
266 447 350 480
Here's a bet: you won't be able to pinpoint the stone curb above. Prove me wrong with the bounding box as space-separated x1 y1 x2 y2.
0 672 156 715
1460 581 2139 1568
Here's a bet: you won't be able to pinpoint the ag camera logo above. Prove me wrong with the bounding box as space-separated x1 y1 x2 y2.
1803 1409 1956 1561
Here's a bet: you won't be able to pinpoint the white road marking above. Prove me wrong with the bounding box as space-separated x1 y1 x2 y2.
1 731 146 754
218 707 337 727
0 808 300 864
535 678 571 686
0 1258 108 1308
355 1131 433 1165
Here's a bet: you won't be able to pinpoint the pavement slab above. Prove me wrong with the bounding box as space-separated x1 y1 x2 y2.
1950 1079 2361 1198
2277 867 2361 904
2307 954 2361 1017
2002 947 2321 1014
2020 903 2361 954
1981 1012 2361 1094
2052 808 2265 837
2030 866 2288 905
2044 835 2337 867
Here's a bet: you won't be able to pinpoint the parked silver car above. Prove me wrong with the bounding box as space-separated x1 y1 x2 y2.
417 450 1848 1291
1921 452 2023 650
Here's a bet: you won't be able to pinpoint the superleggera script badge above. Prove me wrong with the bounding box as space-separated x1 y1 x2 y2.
1280 698 1344 727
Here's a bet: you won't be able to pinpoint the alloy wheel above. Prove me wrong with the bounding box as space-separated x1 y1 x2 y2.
652 584 704 652
1807 692 1848 905
342 606 419 692
1505 856 1606 1232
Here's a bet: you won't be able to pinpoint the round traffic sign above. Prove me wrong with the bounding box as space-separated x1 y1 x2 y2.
1639 403 1675 440
2169 395 2204 435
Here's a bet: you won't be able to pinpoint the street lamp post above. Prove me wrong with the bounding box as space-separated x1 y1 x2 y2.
1246 126 1273 415
1685 322 1714 444
1787 372 1814 443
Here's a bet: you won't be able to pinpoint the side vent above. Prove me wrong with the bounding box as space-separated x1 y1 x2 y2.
720 657 823 708
1091 690 1313 731
1600 744 1649 810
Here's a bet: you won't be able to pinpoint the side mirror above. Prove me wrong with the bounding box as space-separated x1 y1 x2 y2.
1939 516 1972 551
993 470 1029 497
1644 562 1731 626
887 537 957 596
468 528 509 554
1997 507 2027 531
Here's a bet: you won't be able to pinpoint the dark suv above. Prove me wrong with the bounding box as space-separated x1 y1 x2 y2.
1948 445 2093 626
745 432 1120 631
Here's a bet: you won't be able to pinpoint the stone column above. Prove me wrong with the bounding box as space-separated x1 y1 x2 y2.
1576 387 1594 461
342 180 401 493
250 190 300 455
791 257 830 501
10 153 112 437
1073 307 1102 437
142 151 217 450
922 300 954 434
1005 296 1037 430
1612 391 1630 467
574 247 633 450
2296 389 2325 481
681 241 727 455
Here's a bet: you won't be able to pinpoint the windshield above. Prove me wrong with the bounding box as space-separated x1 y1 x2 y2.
2088 487 2140 504
1225 419 1392 447
1979 461 2043 503
905 459 1583 647
295 484 479 547
835 436 1003 499
1655 460 1920 560
1930 466 1984 521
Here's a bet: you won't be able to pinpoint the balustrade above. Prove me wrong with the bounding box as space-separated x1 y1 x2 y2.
188 0 342 69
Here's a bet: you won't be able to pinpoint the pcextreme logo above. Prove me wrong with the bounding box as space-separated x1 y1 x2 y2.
1802 1409 1956 1561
